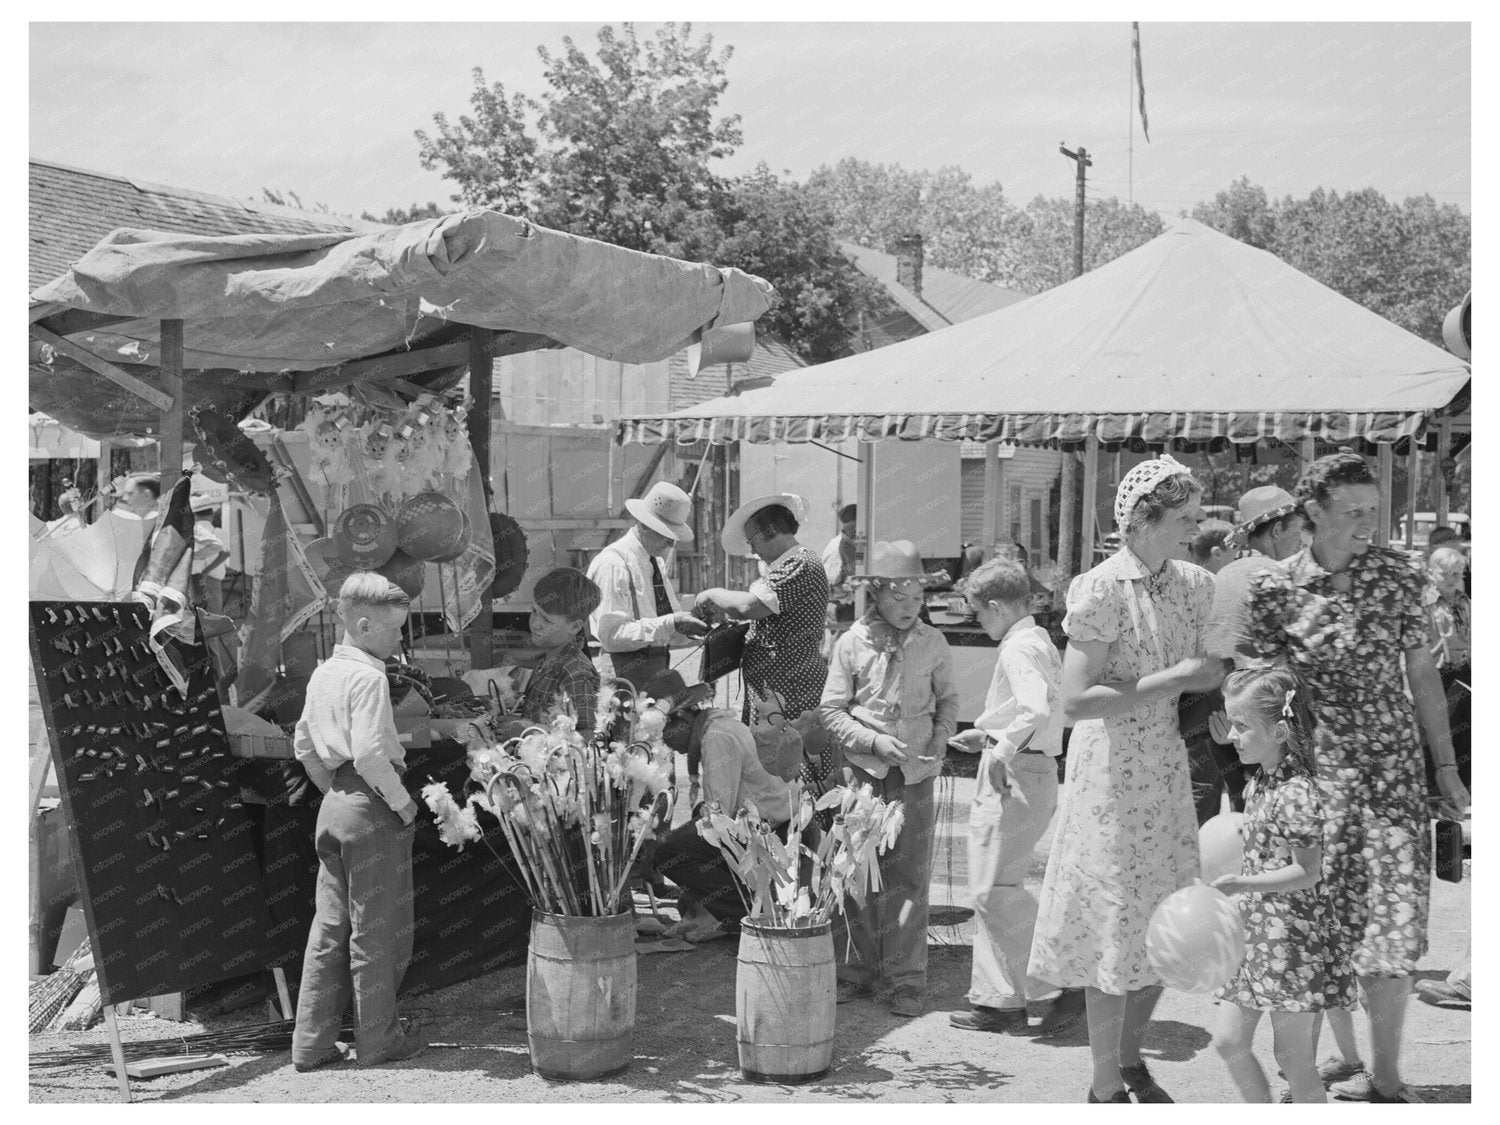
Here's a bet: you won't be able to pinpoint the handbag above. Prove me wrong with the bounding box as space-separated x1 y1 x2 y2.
699 621 750 683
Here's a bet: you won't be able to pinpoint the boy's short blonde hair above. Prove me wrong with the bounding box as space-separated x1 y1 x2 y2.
960 558 1030 606
337 572 411 621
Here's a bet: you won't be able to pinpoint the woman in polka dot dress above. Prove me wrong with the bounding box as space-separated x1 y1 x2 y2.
694 494 832 782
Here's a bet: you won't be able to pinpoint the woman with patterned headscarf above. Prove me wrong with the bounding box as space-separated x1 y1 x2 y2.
1028 455 1224 1103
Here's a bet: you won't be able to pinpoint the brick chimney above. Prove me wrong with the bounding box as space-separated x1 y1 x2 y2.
893 233 924 297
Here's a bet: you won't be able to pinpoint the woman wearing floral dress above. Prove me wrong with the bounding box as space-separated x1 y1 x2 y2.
1027 456 1223 1104
695 494 831 779
1246 452 1469 1104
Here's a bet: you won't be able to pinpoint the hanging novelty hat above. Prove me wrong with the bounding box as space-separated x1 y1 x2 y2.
334 504 399 568
721 492 808 558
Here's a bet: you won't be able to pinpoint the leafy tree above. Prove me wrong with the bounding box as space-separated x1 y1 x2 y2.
712 164 879 360
1188 180 1470 345
360 202 446 225
805 156 1162 294
415 67 538 215
409 23 867 361
1190 175 1276 249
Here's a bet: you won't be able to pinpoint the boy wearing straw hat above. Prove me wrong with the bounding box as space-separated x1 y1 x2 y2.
291 573 427 1072
818 540 958 1017
586 481 709 688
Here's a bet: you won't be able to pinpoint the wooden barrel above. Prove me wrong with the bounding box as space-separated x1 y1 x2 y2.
736 917 835 1083
526 910 636 1081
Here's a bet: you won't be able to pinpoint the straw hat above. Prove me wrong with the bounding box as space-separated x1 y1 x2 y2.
721 492 808 557
1235 486 1298 537
852 540 945 586
625 481 695 542
642 669 713 714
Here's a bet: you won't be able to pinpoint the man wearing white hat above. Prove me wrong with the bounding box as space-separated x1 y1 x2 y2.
1205 486 1305 667
587 480 709 687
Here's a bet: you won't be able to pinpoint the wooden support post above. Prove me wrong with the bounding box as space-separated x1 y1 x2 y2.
158 320 185 500
856 442 875 620
1377 443 1393 547
981 441 1000 561
102 1003 132 1101
1436 420 1451 527
94 439 111 523
1405 444 1419 548
1058 447 1077 594
468 329 495 670
1080 433 1100 569
272 966 294 1020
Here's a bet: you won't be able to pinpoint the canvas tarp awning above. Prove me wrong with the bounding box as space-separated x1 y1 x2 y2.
29 209 775 438
619 219 1469 449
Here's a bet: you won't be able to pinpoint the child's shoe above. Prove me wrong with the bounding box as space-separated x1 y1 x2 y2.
888 986 924 1017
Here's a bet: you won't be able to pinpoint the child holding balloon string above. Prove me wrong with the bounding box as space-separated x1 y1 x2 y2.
1210 666 1355 1103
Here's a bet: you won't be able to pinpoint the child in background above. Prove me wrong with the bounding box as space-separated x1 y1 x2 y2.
819 540 958 1017
1211 666 1354 1103
946 559 1085 1036
516 567 603 736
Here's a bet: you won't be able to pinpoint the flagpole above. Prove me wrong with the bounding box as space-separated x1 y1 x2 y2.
1128 26 1134 206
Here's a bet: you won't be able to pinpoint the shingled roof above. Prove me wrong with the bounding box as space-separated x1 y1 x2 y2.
29 157 380 294
838 240 1027 330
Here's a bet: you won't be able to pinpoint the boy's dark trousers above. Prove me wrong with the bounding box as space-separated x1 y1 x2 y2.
292 764 415 1067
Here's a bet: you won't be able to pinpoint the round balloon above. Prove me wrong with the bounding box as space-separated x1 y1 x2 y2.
1199 812 1247 884
427 511 472 564
397 491 466 561
1145 883 1246 994
377 548 426 600
335 504 398 568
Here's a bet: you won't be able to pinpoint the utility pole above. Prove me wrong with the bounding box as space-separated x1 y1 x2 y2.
1059 143 1091 279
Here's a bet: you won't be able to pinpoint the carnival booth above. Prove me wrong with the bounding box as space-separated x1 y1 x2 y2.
27 210 774 1096
621 218 1472 712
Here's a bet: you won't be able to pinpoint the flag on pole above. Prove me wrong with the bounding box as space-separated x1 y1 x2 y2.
1133 22 1151 143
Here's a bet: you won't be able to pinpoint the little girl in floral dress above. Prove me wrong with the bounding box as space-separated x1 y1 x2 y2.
1210 666 1354 1103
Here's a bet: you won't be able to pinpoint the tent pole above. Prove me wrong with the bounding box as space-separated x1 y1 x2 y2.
1080 433 1100 570
468 329 495 670
982 441 1001 561
1405 443 1419 548
856 442 875 619
1376 444 1393 548
158 319 185 499
1436 420 1451 527
1057 448 1077 596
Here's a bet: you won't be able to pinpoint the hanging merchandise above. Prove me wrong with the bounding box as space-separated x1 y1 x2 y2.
429 512 472 565
334 504 399 568
490 512 529 600
377 549 426 600
190 406 276 495
398 492 467 560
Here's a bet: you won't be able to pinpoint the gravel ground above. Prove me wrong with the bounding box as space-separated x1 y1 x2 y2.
29 771 1472 1104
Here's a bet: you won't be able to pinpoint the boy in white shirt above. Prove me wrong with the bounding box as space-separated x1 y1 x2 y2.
291 573 427 1071
947 559 1085 1036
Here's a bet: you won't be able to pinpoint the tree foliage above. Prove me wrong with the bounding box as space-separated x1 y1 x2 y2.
1192 180 1470 345
360 201 445 225
409 23 866 361
804 157 1163 294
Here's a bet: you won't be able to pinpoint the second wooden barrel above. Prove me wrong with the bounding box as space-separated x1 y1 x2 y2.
735 917 835 1083
526 909 636 1081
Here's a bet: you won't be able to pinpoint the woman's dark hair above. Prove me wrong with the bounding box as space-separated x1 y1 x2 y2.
748 503 799 538
1222 665 1318 776
1126 473 1202 533
1294 452 1377 521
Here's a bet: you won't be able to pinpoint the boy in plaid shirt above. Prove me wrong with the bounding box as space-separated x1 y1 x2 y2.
517 567 603 735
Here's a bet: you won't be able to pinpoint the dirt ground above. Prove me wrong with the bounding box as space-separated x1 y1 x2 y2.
28 771 1473 1104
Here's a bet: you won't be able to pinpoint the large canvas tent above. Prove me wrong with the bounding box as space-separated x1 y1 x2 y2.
620 218 1469 450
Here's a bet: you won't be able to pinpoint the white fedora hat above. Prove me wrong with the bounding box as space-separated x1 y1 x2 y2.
625 481 695 542
722 493 808 558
